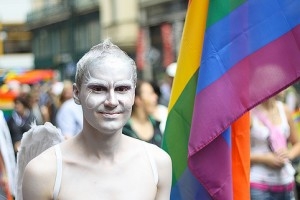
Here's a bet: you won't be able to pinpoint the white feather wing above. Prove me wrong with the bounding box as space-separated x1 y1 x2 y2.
16 122 64 200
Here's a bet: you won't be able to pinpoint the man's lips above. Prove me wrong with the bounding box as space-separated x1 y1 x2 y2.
99 111 122 115
98 112 122 118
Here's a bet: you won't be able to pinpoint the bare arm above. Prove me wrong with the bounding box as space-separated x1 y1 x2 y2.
153 147 172 200
251 152 285 169
285 105 300 161
22 151 56 200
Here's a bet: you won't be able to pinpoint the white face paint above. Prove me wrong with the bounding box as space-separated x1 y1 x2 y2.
76 56 135 134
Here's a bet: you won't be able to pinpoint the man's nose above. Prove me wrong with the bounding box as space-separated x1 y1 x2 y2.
104 90 118 107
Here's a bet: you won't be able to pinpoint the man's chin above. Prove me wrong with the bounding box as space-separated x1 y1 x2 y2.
98 124 124 135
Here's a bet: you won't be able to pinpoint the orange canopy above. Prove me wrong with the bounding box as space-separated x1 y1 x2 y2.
5 69 55 84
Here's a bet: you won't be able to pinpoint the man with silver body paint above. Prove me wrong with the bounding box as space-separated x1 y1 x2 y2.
21 39 172 200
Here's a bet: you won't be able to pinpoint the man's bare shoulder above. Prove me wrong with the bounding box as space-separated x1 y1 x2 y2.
22 146 57 200
123 135 171 165
143 142 172 199
23 145 57 187
145 142 172 167
26 145 57 172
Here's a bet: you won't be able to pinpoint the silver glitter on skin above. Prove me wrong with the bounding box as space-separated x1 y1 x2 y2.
82 64 135 111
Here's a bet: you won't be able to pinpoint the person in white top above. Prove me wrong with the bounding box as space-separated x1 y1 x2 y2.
56 80 83 139
55 98 83 138
21 39 172 200
250 96 300 200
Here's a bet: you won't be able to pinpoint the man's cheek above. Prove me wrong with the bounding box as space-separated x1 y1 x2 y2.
85 92 104 110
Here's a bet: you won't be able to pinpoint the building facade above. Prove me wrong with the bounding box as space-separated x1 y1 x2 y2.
138 0 187 80
100 0 139 55
26 0 187 81
0 21 33 81
27 0 100 80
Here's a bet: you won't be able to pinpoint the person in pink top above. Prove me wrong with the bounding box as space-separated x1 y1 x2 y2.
250 96 300 199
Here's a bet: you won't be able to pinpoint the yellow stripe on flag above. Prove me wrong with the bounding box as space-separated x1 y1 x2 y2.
168 0 209 111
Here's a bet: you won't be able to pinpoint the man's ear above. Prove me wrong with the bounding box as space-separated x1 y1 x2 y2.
73 83 81 105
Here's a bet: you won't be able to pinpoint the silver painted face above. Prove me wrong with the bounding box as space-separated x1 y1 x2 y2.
75 56 135 134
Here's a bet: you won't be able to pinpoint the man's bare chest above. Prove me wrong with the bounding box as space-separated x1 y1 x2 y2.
57 155 157 200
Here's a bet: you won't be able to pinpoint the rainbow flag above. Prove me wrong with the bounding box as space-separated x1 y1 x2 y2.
162 0 300 199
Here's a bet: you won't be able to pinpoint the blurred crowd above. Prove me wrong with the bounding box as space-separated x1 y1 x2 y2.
1 60 300 199
0 62 177 199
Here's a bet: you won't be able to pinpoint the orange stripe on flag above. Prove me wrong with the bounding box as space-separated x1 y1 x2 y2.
231 112 250 200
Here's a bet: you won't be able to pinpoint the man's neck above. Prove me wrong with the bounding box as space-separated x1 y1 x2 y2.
78 126 124 159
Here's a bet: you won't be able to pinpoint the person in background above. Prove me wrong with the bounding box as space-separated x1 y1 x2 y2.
40 81 63 126
22 39 172 200
27 87 49 125
159 62 177 107
7 95 36 156
55 80 83 139
58 80 73 105
277 86 299 113
250 95 300 200
123 80 163 147
150 81 168 134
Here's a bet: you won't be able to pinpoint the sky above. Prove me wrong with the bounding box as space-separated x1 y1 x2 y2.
0 0 31 23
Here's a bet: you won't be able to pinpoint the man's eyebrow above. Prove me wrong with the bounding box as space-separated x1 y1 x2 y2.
86 79 108 86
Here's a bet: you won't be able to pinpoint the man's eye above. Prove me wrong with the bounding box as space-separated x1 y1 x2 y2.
116 86 131 92
89 85 106 92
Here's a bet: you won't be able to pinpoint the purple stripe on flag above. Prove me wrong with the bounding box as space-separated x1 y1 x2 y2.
189 130 232 199
189 26 300 154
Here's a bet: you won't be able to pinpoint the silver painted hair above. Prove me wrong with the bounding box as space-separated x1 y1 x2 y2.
75 38 137 89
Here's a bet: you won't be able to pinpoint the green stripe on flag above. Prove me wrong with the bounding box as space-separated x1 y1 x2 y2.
207 0 246 27
162 71 198 184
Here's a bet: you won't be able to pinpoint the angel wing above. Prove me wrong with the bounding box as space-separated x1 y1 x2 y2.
15 122 64 200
